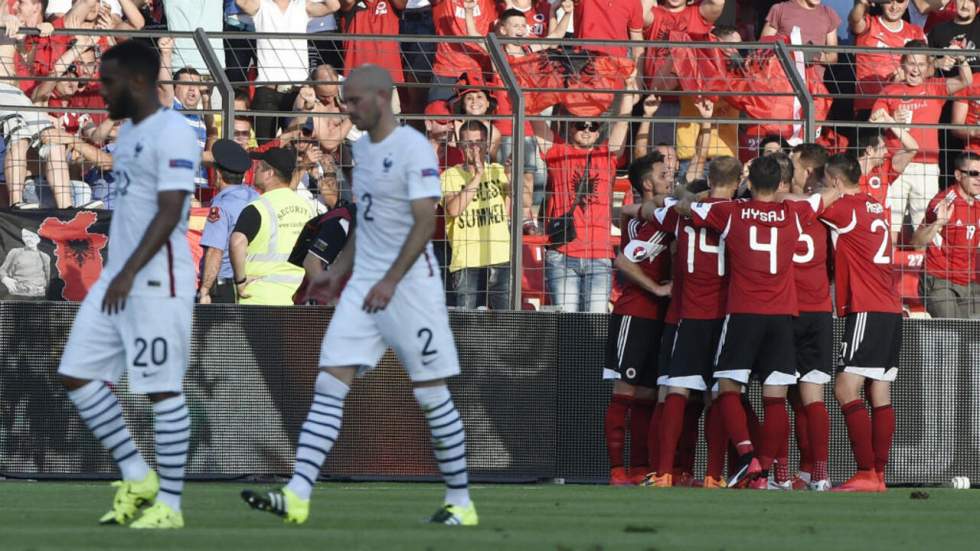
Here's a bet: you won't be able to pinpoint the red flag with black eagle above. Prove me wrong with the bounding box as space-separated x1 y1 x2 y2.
509 47 634 117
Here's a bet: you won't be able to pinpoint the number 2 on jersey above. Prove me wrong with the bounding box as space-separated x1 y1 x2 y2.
871 219 891 265
361 192 374 221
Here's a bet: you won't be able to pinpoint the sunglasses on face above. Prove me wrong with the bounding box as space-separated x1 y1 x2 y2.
961 169 980 178
574 122 597 132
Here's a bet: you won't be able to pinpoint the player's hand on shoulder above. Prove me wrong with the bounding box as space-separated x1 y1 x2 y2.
102 270 135 315
363 277 397 314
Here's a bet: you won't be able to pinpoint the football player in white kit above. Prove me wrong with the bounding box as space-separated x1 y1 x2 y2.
57 41 200 529
241 65 477 526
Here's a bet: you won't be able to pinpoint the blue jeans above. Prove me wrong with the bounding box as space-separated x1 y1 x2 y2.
544 250 612 313
452 263 511 310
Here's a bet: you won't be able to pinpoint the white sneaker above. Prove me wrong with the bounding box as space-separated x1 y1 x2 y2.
767 478 793 491
808 479 832 491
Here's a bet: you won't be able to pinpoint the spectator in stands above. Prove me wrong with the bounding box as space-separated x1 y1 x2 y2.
911 151 980 317
872 41 972 234
911 0 956 33
441 120 512 309
164 0 221 75
425 99 463 169
759 134 789 156
849 0 926 118
643 0 726 90
448 73 500 157
0 13 54 208
158 37 212 189
232 116 254 150
292 130 337 213
293 64 352 157
531 79 640 312
928 0 980 72
857 111 920 242
225 0 257 85
761 0 840 78
951 72 980 152
399 0 436 113
340 0 404 92
234 0 341 141
429 0 498 103
63 0 143 31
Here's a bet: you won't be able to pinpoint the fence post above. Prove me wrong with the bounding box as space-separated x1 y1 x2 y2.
486 34 525 310
773 40 815 142
192 28 234 140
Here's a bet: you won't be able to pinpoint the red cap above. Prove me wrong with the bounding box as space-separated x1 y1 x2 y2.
424 100 453 124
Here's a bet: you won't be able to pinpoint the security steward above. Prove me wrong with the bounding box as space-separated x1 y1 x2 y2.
199 139 259 304
230 147 314 305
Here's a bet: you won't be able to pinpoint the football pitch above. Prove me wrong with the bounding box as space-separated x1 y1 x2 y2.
1 481 977 551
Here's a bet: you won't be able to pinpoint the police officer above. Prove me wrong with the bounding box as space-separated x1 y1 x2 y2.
198 139 259 304
230 147 314 305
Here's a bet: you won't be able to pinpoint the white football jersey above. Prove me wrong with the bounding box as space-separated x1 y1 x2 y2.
103 108 199 298
350 125 441 281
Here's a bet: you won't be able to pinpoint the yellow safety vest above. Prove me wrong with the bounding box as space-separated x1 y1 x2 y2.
241 187 313 305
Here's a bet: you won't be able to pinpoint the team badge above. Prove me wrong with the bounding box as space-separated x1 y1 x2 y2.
207 207 221 222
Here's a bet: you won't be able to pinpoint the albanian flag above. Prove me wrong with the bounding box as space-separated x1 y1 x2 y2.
510 47 635 117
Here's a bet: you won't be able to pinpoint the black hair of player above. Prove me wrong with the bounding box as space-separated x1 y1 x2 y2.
499 8 526 22
792 142 830 170
824 154 862 187
457 120 489 142
770 152 794 186
628 152 666 195
102 40 160 87
748 155 783 193
956 151 980 169
856 127 885 156
758 134 788 156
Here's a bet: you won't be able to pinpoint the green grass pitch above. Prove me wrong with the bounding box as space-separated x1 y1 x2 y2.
1 481 977 551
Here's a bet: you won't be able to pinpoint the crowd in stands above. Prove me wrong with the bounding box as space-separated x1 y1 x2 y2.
0 0 979 316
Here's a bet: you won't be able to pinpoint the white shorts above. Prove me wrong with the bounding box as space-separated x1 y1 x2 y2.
319 275 460 382
887 162 939 229
0 83 52 144
58 283 194 394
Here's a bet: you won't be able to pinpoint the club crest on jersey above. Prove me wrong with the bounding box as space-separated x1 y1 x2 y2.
207 207 221 222
134 142 144 157
383 155 394 173
374 0 388 15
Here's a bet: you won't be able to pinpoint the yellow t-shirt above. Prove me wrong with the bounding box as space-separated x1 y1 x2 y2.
441 163 512 272
675 96 739 161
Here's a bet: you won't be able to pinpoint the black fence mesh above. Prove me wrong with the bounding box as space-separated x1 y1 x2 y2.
1 302 978 486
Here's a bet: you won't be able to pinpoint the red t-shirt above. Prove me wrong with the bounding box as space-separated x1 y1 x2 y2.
872 78 948 164
853 16 926 112
956 82 980 154
432 0 497 78
643 3 714 90
573 0 643 57
48 87 107 135
924 1 958 34
654 199 727 320
858 157 899 225
612 217 672 319
543 142 616 259
923 187 980 285
793 218 832 313
691 196 822 316
343 0 405 83
819 193 902 315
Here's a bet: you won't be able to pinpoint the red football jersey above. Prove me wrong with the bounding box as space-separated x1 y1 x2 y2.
573 0 644 57
858 157 898 222
656 199 728 320
612 217 672 319
872 78 947 164
691 196 822 316
432 0 497 78
793 219 832 313
853 16 926 112
343 0 405 83
819 193 902 315
543 142 617 259
955 82 980 154
923 188 980 286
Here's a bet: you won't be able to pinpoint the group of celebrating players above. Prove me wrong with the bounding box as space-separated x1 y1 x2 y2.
604 146 905 493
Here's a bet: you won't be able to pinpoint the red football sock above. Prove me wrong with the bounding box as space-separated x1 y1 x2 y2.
761 397 789 472
805 401 830 480
717 392 753 456
605 394 630 469
872 404 895 474
629 398 655 472
791 398 813 473
705 403 727 479
676 399 704 474
646 402 664 469
657 394 687 475
842 399 875 471
742 395 762 448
